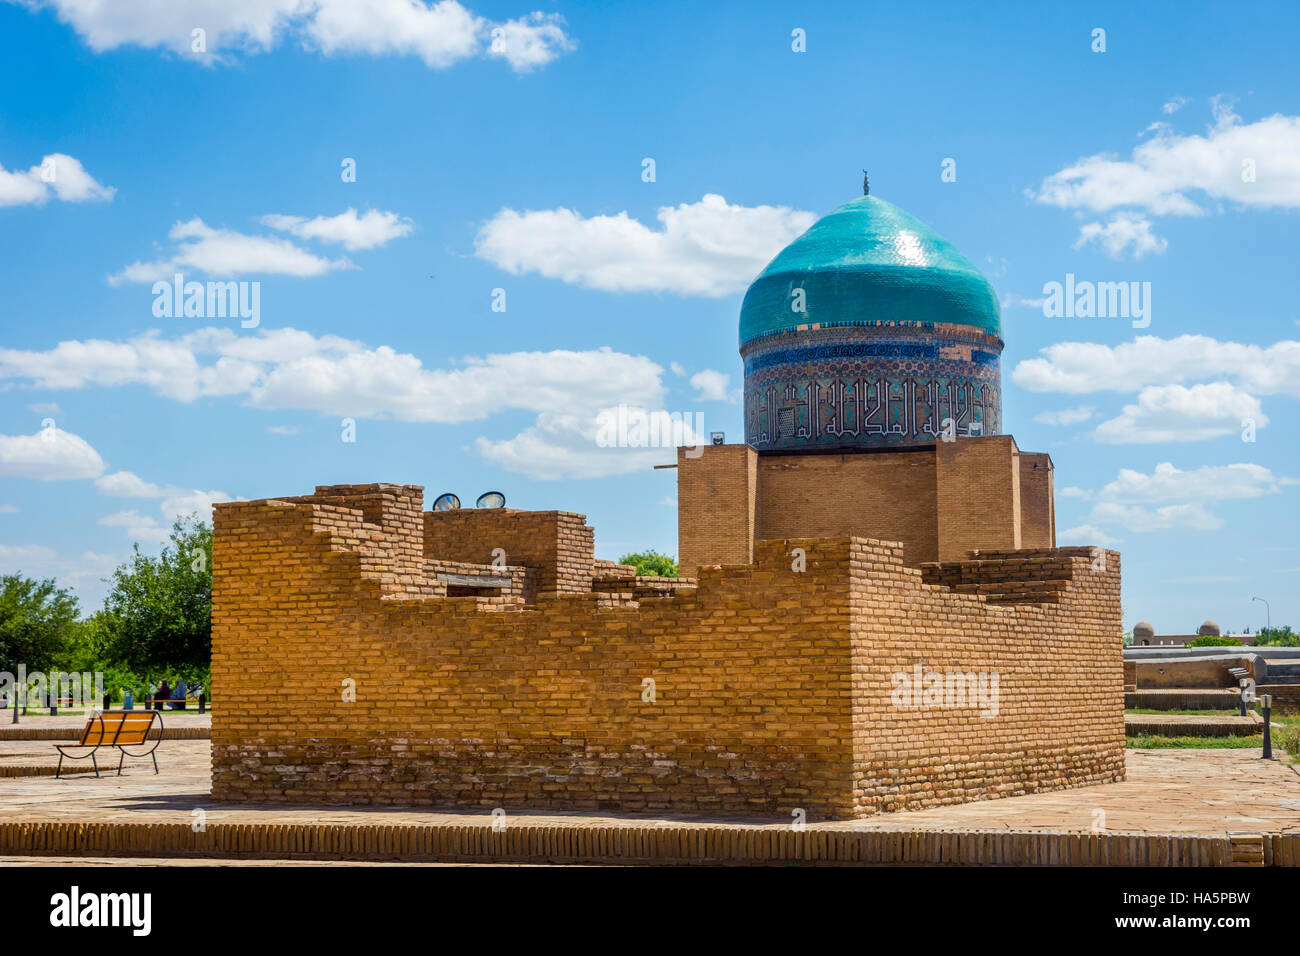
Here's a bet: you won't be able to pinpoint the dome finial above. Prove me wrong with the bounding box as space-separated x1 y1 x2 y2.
862 169 869 196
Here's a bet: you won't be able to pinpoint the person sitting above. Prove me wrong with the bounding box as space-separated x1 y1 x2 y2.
170 677 188 710
154 680 171 711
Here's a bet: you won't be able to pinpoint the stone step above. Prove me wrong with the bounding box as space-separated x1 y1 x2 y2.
1126 689 1241 711
1125 712 1264 738
0 820 1284 866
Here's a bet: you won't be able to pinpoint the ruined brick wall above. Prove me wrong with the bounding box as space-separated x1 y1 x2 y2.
214 500 857 817
755 449 938 567
422 508 594 596
1134 657 1255 689
1017 453 1055 550
675 444 756 574
212 484 1124 819
850 545 1126 813
935 436 1022 561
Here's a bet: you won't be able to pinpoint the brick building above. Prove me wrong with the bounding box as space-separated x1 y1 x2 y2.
209 189 1122 819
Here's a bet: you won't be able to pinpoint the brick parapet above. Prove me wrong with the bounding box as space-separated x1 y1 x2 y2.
212 487 1125 818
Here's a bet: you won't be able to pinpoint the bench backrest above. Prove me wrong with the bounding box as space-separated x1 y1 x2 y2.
77 710 158 746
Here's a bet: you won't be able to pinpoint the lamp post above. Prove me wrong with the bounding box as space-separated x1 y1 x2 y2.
1251 596 1271 634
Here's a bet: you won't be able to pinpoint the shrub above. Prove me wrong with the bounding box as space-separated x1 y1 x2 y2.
618 550 678 578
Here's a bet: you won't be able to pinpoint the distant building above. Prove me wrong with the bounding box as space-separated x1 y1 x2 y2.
1130 619 1252 647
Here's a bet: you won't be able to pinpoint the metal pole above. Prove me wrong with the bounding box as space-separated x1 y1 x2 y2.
1252 596 1271 634
199 690 206 715
1261 695 1274 760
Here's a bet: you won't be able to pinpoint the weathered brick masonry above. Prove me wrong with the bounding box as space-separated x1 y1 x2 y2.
211 483 1124 818
678 436 1056 574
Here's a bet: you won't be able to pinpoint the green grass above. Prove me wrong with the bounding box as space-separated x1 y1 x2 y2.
1127 734 1267 749
1128 712 1300 764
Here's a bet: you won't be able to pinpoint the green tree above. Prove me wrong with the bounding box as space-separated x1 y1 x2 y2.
1255 625 1299 647
92 516 212 675
0 574 80 673
1186 635 1243 647
618 549 678 577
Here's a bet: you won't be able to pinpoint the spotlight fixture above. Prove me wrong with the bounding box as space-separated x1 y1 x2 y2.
475 491 506 509
710 432 725 445
432 493 461 511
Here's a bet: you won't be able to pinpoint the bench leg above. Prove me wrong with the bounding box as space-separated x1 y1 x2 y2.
56 753 63 779
152 751 159 774
91 752 99 778
117 750 125 776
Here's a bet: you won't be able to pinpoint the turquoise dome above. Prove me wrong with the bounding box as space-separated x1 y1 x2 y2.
739 195 1001 346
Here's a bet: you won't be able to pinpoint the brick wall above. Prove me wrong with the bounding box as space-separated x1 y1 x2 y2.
1017 453 1055 550
852 544 1125 812
1135 656 1257 689
211 485 1125 819
935 436 1022 560
755 449 939 566
676 444 756 574
422 508 594 596
679 436 1058 573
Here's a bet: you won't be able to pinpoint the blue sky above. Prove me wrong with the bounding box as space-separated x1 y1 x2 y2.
1 0 1298 635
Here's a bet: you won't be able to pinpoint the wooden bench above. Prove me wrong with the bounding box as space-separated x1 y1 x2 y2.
54 710 164 778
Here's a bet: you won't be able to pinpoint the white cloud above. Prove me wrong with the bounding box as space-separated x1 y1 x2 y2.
94 470 166 497
0 326 666 424
1161 96 1190 115
261 208 413 250
1032 100 1300 216
1032 405 1095 426
1072 212 1168 260
0 542 58 567
267 425 301 435
689 369 732 402
669 362 686 377
0 543 117 593
1000 293 1046 310
1063 461 1296 534
474 194 817 296
1058 524 1119 546
94 470 236 537
1087 501 1223 532
0 504 19 514
18 0 575 72
477 406 704 480
111 217 352 283
0 427 104 479
1095 461 1293 504
98 509 168 545
27 402 62 416
0 152 114 207
483 12 575 71
1012 335 1300 398
1093 382 1266 443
